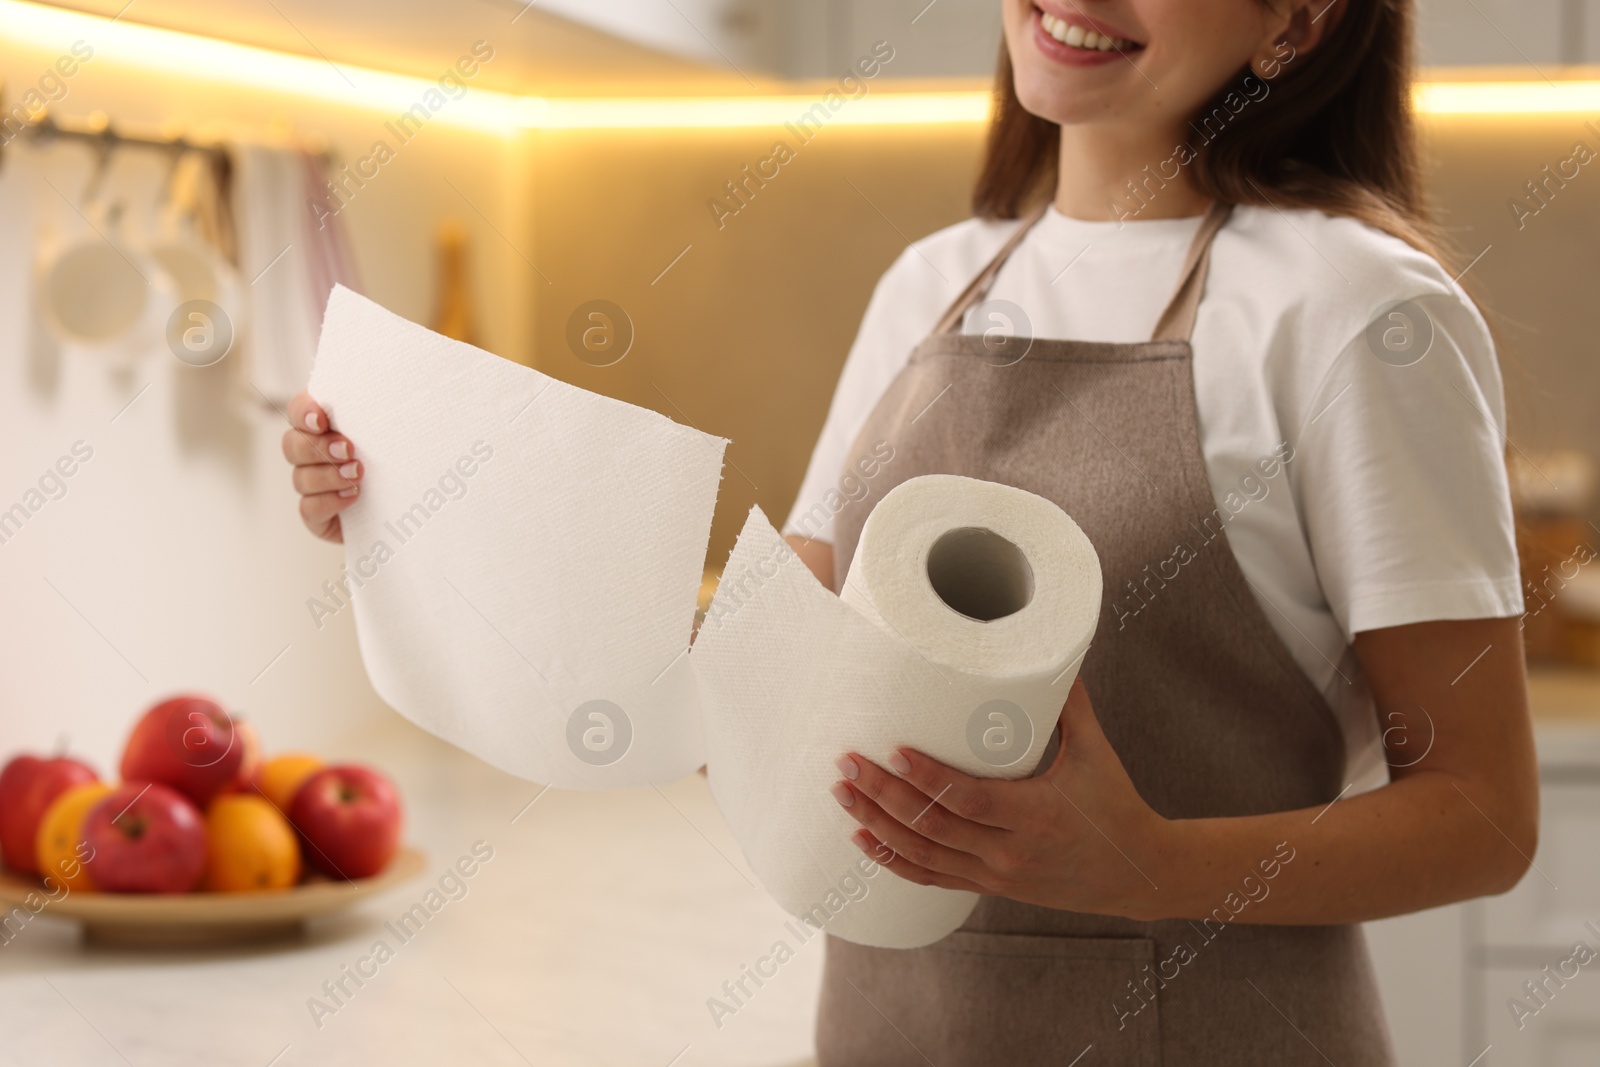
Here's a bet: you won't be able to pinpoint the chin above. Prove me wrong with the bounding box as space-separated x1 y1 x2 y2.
1004 0 1149 126
1011 71 1101 128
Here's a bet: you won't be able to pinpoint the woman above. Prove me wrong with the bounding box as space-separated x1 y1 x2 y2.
283 0 1538 1061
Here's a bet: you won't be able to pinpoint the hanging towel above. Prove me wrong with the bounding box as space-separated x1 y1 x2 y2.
235 143 360 404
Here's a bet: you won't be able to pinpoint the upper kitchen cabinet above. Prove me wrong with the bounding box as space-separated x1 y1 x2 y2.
534 0 1600 78
45 0 1592 85
1416 0 1584 65
534 0 1005 80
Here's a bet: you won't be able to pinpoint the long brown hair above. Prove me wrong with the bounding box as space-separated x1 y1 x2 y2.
972 0 1444 262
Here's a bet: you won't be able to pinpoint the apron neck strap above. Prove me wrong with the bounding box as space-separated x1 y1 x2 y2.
931 199 1234 343
931 203 1050 335
1149 200 1233 343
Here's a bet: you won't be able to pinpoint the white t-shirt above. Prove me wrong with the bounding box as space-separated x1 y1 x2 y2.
785 204 1524 791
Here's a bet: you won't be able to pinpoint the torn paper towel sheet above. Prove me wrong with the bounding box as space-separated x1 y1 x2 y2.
693 476 1102 949
307 286 724 789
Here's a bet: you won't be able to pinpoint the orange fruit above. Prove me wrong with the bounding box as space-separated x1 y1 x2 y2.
204 794 302 892
35 782 114 892
255 753 323 814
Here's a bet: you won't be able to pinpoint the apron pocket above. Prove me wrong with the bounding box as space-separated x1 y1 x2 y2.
818 930 1162 1067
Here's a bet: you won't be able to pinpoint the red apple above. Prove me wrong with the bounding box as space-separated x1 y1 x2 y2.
289 765 402 879
82 782 206 893
0 754 98 875
213 718 264 799
234 718 263 791
119 695 244 807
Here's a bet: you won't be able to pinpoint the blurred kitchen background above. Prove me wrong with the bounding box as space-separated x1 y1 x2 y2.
1 1 1598 1065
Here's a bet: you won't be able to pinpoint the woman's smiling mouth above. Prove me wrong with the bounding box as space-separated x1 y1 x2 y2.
1031 4 1146 61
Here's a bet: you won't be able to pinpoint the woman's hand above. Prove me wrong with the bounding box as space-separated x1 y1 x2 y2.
833 618 1540 928
281 391 362 543
831 678 1173 921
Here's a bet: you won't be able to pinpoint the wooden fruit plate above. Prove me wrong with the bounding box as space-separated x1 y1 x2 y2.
0 847 427 947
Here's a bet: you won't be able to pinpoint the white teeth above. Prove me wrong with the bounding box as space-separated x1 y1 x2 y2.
1039 11 1132 51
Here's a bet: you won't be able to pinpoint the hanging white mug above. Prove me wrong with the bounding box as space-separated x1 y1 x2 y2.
37 198 169 363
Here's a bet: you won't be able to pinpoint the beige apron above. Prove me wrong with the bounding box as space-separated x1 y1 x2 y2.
816 203 1395 1066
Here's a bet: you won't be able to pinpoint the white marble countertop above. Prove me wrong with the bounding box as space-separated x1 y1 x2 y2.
0 720 822 1067
8 668 1599 1067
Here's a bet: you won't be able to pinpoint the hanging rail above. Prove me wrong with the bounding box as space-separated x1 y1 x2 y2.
13 109 230 161
0 85 333 175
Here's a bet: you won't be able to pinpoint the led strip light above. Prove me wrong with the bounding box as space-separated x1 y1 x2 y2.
2 0 1595 128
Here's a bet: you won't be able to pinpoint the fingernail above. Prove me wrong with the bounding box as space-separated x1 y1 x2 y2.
888 752 912 776
329 441 349 461
829 782 854 808
834 755 859 781
304 411 322 433
338 486 359 498
850 832 873 854
339 462 359 479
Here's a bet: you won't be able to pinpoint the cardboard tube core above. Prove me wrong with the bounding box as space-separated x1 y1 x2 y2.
926 526 1035 622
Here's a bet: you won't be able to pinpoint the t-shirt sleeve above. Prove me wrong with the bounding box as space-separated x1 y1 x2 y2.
1291 290 1524 638
782 250 929 544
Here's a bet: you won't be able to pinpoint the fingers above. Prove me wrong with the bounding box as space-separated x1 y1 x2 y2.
292 460 361 497
282 428 353 467
281 390 359 544
299 493 346 544
286 391 328 435
834 753 997 853
280 390 351 468
871 747 1017 829
847 829 987 893
832 761 990 883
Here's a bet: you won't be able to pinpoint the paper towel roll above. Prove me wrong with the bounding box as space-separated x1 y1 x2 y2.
693 474 1102 948
306 292 1102 946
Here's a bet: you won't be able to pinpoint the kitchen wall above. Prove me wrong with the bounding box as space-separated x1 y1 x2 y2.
520 98 1600 564
523 120 982 562
0 33 530 768
1423 110 1600 463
